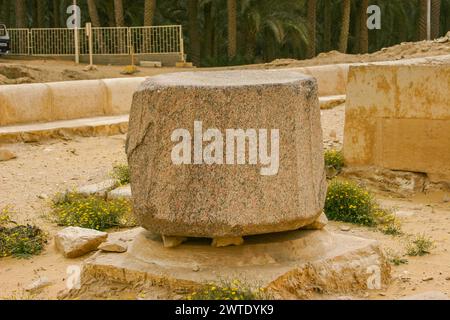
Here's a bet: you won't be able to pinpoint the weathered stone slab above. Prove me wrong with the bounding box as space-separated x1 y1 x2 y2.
126 70 327 238
344 64 450 182
62 229 390 300
55 227 108 258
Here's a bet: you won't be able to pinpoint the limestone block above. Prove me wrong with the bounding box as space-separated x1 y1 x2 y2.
98 239 128 253
48 80 108 121
0 149 16 161
78 179 118 197
55 227 107 258
344 65 450 181
103 78 145 115
0 83 51 126
126 70 327 238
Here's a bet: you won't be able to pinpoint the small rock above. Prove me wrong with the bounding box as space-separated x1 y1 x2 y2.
25 277 52 292
162 235 187 248
303 213 328 230
443 195 450 203
211 236 244 248
108 185 132 199
55 227 108 258
399 291 448 300
192 265 200 272
37 194 48 200
98 239 128 253
422 276 434 282
445 277 450 281
0 149 17 162
340 226 351 232
78 179 118 197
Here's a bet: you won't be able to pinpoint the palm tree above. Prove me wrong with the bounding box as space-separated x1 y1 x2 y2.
202 0 214 59
431 0 441 39
306 0 316 58
114 0 125 27
323 0 332 52
15 0 27 28
0 0 11 26
144 0 157 26
338 0 351 53
227 0 237 60
52 0 60 27
87 0 101 27
187 0 201 66
418 0 428 40
36 0 46 28
359 0 369 53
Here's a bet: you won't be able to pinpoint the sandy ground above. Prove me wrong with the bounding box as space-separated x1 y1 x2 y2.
1 105 450 300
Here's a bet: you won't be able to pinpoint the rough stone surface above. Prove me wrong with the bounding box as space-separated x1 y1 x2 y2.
108 185 132 199
303 212 328 230
0 149 16 161
62 228 390 300
162 235 187 248
55 227 108 258
0 115 129 144
126 70 326 238
211 236 244 248
98 240 128 253
78 179 118 197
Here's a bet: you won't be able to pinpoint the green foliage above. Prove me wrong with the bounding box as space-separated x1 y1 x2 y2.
324 149 344 172
0 207 47 259
111 164 130 185
52 192 134 231
386 249 408 266
186 280 268 301
325 179 401 232
406 234 434 257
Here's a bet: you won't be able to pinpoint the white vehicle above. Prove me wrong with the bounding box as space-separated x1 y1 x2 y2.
0 24 10 55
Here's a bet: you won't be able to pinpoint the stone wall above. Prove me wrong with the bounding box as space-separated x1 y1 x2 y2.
343 63 450 182
0 77 145 126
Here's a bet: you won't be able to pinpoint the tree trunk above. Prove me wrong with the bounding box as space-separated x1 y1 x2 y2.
36 0 46 28
203 1 214 59
338 0 351 53
359 0 369 53
144 0 156 26
187 0 201 66
227 0 237 60
15 0 27 28
431 0 441 39
52 0 60 27
87 0 101 27
306 0 316 58
323 0 332 51
418 0 428 40
114 0 125 27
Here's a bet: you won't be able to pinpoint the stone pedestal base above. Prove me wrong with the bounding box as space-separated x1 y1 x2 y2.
63 228 390 300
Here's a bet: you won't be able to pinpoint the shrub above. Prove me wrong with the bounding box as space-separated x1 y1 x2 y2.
111 164 130 185
0 207 48 259
186 280 268 301
52 192 134 231
325 180 376 226
324 149 345 172
385 249 408 266
406 234 434 256
325 179 401 232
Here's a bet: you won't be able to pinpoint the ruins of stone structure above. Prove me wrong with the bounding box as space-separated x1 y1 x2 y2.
126 70 327 243
65 69 390 299
344 62 450 183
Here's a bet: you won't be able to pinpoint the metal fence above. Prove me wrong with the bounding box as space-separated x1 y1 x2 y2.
7 25 184 58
